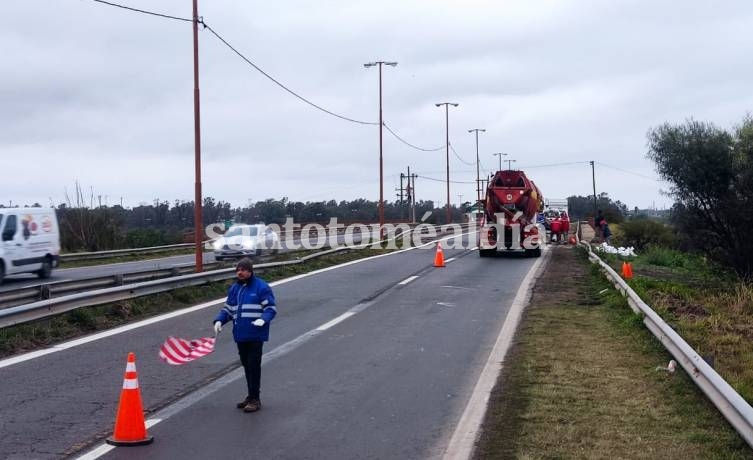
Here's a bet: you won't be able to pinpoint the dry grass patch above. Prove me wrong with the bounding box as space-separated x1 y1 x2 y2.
474 246 750 459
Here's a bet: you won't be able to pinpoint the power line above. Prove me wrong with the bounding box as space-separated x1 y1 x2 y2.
91 0 192 21
416 174 475 184
87 1 469 151
382 122 444 152
520 161 591 169
88 0 377 126
203 25 378 126
596 161 664 182
448 142 476 166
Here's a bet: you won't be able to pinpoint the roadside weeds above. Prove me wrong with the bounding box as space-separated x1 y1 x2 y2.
474 245 750 459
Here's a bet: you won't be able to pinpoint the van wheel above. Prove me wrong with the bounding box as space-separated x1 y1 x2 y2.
37 258 52 279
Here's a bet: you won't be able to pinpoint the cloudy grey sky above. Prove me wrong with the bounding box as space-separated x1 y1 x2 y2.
3 0 753 210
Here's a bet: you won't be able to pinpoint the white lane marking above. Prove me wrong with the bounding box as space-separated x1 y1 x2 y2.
316 311 356 331
444 257 457 263
1 231 474 371
398 275 419 285
441 249 550 460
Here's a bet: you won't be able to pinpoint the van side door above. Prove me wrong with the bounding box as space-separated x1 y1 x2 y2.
1 214 19 274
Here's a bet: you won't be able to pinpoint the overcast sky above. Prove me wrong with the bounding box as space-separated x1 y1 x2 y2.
3 0 753 211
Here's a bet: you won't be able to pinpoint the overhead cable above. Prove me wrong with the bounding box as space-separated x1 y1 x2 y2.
382 123 444 151
416 174 475 184
596 162 664 182
203 25 378 126
88 0 377 126
91 0 192 21
448 142 476 166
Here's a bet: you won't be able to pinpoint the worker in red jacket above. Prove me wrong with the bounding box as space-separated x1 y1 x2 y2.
550 216 562 243
560 211 570 242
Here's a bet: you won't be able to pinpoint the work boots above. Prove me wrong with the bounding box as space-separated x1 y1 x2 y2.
243 399 262 413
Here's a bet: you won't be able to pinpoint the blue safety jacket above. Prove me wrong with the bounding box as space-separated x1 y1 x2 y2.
214 276 277 342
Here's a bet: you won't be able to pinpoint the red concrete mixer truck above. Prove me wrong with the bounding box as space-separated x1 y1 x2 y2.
479 169 543 257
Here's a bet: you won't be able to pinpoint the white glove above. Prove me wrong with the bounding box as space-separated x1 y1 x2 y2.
252 319 265 327
213 321 223 335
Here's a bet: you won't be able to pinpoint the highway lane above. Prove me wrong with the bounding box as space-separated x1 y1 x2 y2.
0 232 542 459
0 231 368 291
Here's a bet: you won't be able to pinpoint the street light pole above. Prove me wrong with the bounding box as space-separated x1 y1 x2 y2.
192 0 203 272
468 128 485 213
506 159 516 170
364 61 397 238
436 102 459 223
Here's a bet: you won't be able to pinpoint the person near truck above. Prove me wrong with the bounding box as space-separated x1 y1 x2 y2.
213 257 277 413
594 209 605 239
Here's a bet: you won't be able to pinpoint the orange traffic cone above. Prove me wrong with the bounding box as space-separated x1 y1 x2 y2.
625 262 634 279
434 242 446 267
568 235 577 245
106 352 154 446
621 261 629 278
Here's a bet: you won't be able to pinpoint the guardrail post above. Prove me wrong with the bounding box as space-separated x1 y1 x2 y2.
170 267 182 277
114 274 124 286
40 284 51 300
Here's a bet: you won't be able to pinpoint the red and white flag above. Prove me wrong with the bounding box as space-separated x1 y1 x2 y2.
159 336 216 365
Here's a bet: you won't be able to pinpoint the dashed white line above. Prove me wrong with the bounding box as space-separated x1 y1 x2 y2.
398 275 419 285
315 311 356 331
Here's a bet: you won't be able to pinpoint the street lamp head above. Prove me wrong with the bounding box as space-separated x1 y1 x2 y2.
386 62 398 67
435 103 442 107
451 103 459 107
363 62 376 68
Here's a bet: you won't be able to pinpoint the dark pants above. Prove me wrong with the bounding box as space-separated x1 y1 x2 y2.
237 341 264 399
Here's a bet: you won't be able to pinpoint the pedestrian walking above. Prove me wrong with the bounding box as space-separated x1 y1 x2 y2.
213 257 277 412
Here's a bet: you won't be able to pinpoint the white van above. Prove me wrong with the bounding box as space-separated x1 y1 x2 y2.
0 208 61 283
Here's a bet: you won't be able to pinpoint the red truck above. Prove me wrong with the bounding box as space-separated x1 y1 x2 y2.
479 170 543 257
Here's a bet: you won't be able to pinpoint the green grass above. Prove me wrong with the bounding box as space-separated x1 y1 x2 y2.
474 246 751 459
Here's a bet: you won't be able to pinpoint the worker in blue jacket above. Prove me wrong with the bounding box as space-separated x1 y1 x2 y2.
213 257 277 413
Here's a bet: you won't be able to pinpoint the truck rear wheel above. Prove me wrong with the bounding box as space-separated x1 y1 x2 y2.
479 249 495 257
525 247 542 258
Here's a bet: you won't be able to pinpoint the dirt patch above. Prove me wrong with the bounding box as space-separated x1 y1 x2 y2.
473 245 750 459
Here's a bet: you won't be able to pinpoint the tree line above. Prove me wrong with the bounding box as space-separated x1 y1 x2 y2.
2 198 466 252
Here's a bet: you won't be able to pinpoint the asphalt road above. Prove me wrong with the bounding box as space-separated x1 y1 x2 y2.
0 232 541 459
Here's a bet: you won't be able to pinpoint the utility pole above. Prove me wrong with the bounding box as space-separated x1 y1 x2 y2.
192 0 204 272
399 173 405 203
590 160 597 220
406 167 417 224
435 102 459 224
364 60 397 238
468 128 485 213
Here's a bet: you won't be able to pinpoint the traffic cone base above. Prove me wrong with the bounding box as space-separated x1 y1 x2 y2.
434 242 446 267
106 352 154 446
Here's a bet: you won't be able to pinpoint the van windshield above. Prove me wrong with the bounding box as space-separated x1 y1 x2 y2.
225 226 258 237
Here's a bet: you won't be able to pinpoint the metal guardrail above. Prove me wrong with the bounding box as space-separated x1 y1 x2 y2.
576 221 753 447
0 223 464 329
58 223 419 262
0 261 225 309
